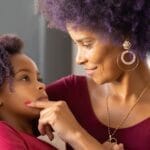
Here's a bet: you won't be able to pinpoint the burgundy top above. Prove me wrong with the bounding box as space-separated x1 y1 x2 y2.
0 121 57 150
46 75 150 150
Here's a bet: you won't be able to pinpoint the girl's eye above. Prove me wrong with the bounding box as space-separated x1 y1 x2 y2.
21 75 30 81
38 77 43 82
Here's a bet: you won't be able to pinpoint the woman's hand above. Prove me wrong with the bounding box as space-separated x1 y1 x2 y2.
27 101 84 142
103 142 124 150
27 101 124 150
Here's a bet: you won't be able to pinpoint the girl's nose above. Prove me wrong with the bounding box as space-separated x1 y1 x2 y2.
38 82 46 90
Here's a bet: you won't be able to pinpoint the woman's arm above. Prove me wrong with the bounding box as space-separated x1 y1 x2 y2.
27 101 124 150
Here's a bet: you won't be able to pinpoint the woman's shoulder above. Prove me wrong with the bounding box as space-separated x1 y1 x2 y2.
46 74 87 89
46 74 88 100
63 75 107 96
51 74 86 83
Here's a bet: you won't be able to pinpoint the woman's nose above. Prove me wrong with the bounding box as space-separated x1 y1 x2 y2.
75 49 87 65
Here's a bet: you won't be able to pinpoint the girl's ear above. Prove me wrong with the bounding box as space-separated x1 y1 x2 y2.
0 101 3 107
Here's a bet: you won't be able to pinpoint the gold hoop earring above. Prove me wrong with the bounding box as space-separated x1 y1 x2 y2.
117 40 139 71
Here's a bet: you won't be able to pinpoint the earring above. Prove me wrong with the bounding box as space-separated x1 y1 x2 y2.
117 40 139 71
121 41 136 65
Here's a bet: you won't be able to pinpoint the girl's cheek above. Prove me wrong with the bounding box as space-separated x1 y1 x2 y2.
24 100 32 106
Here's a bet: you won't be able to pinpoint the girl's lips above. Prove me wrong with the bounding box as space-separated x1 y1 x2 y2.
36 96 48 101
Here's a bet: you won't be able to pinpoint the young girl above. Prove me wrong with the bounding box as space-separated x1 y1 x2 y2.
0 34 57 150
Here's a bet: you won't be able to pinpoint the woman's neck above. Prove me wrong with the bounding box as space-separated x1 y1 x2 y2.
109 61 150 102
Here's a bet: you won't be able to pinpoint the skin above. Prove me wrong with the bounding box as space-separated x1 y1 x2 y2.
0 53 48 134
68 25 123 84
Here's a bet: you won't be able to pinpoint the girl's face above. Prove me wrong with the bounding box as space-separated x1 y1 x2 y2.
0 53 48 120
67 25 123 84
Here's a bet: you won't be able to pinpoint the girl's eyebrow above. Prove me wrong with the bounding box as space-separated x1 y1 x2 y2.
15 68 40 76
15 69 31 74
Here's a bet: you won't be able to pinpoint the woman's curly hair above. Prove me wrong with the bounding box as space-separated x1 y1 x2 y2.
0 34 23 87
38 0 150 58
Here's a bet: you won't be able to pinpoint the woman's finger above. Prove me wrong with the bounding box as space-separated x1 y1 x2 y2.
118 144 124 150
26 100 55 108
45 125 54 141
113 143 124 150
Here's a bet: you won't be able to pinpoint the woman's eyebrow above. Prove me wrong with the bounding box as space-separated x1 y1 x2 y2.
76 37 94 43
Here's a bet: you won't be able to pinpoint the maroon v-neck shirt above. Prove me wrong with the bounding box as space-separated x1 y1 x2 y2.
46 75 150 150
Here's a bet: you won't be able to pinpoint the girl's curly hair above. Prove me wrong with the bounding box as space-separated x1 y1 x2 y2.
0 34 23 86
38 0 150 58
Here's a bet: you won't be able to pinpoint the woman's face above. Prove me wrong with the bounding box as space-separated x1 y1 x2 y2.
67 25 123 84
0 53 48 120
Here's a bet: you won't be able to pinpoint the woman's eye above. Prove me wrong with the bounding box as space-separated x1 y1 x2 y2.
83 43 92 48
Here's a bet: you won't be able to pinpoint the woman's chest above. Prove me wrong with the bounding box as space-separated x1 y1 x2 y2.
89 93 150 129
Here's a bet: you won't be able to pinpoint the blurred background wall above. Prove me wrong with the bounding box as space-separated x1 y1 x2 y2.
0 0 76 84
1 0 149 83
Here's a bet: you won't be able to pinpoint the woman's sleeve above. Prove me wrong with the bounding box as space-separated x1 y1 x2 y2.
46 75 76 101
46 75 87 117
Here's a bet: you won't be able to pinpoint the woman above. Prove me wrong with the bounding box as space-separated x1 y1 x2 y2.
29 0 150 149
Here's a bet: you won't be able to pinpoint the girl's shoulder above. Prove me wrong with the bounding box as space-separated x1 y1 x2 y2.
0 121 27 149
